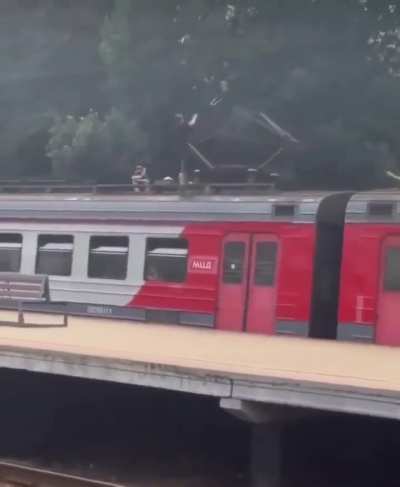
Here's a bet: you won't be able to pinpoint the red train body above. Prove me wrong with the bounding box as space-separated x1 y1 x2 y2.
128 192 351 338
338 191 400 346
132 221 315 335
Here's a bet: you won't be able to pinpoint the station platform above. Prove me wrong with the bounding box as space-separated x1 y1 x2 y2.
0 312 398 420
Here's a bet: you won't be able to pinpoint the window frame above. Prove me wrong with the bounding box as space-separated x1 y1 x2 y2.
35 234 74 277
253 241 278 287
222 241 246 284
0 233 23 273
144 237 188 283
87 235 130 281
383 246 400 292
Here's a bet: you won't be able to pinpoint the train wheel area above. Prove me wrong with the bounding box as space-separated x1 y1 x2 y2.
0 369 398 486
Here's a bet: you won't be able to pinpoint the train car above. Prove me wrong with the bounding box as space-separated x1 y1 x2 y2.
0 189 350 338
338 191 400 346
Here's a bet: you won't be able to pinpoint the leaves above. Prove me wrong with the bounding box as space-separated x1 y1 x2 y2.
47 109 148 182
3 1 400 187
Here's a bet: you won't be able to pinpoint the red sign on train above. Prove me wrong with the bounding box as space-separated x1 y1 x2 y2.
189 256 218 274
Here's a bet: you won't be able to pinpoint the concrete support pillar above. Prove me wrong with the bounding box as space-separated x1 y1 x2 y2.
220 398 310 487
251 422 284 487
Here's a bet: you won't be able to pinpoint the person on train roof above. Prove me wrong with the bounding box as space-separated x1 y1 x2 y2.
131 163 149 191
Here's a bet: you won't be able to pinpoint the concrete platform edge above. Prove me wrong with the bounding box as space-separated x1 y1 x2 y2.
0 346 399 420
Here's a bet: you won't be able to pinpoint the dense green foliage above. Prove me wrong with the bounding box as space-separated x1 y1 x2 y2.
47 109 147 182
2 0 400 187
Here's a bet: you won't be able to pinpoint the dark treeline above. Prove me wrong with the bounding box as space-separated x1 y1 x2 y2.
1 0 400 188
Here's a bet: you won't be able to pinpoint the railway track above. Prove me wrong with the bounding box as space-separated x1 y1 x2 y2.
0 460 125 487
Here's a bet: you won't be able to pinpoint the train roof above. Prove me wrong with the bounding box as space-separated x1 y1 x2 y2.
0 190 342 223
346 190 400 223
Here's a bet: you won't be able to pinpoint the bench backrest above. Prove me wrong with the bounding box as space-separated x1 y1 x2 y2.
0 273 49 302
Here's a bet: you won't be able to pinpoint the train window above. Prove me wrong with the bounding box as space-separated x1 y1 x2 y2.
88 236 129 280
384 247 400 291
369 203 394 217
145 238 188 283
274 205 295 217
0 234 22 272
36 235 74 276
223 242 245 284
254 242 277 286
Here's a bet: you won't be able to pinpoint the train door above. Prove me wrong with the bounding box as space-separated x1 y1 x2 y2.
217 234 278 333
377 236 400 345
217 234 251 331
246 236 278 334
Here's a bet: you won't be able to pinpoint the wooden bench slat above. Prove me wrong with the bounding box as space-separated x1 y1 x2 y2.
0 293 44 299
11 292 41 296
0 292 44 297
0 274 47 283
0 287 43 293
0 285 43 291
0 284 43 291
0 297 47 302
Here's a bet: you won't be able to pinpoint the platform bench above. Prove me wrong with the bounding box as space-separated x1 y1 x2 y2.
0 273 67 327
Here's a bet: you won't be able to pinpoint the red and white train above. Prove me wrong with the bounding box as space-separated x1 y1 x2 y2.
0 188 398 346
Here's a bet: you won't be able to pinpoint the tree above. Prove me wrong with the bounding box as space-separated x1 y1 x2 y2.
96 0 400 187
0 1 109 179
1 1 400 187
47 109 148 182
